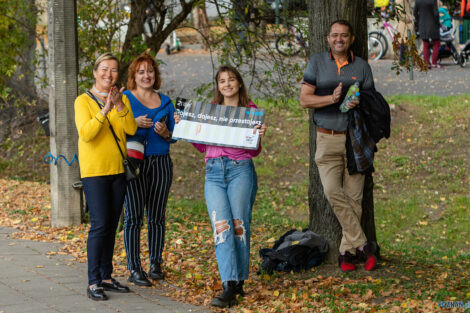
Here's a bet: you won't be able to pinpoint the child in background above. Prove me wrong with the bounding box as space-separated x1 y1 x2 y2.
439 1 453 30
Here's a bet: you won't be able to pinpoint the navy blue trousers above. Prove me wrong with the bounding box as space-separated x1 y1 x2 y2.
82 174 127 286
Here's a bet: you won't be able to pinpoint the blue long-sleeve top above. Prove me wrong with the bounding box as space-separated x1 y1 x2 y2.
124 90 176 156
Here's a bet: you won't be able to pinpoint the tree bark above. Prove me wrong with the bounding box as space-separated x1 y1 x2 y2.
306 0 378 262
119 0 198 84
193 3 210 50
48 0 82 226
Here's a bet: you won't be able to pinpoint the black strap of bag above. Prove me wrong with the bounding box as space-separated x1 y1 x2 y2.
86 90 139 180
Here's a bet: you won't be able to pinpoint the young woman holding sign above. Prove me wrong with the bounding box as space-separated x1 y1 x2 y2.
175 65 267 308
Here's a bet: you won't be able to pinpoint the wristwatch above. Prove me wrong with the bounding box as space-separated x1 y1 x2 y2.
165 132 172 141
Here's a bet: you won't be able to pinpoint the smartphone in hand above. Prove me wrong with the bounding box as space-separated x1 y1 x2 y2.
159 115 167 124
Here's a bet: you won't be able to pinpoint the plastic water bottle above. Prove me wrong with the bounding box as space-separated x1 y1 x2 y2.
339 82 360 113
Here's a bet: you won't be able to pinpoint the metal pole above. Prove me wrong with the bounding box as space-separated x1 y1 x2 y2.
275 0 280 26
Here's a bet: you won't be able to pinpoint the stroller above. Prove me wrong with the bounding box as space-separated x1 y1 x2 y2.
428 25 461 65
459 38 470 67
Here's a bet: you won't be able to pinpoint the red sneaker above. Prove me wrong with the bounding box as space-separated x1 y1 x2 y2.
357 243 377 271
338 252 356 272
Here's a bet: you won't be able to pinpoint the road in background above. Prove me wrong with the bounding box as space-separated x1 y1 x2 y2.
158 52 469 100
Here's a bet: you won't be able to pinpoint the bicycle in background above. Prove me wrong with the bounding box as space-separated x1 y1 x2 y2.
368 35 385 60
275 24 307 57
368 11 397 59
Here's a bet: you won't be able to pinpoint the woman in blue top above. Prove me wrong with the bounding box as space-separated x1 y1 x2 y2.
123 53 176 286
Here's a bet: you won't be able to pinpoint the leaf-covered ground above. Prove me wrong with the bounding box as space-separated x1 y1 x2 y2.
0 95 469 312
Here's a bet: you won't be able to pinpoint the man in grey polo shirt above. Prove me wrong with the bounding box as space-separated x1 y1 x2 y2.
300 20 377 272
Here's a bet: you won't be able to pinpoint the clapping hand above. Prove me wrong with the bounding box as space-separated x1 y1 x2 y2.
101 91 114 116
109 86 125 111
331 82 342 103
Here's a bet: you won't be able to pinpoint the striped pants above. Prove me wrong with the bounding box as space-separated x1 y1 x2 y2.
124 154 173 270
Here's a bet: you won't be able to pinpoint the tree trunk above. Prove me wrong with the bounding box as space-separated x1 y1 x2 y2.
306 0 378 262
118 0 198 84
193 3 210 50
48 0 82 226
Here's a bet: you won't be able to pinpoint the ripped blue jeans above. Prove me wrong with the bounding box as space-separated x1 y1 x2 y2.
204 157 258 282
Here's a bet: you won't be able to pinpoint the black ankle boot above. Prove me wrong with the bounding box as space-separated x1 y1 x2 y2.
148 262 164 280
210 281 238 308
128 268 152 286
234 280 246 296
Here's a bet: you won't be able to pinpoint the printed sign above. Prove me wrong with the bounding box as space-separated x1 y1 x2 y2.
172 98 265 150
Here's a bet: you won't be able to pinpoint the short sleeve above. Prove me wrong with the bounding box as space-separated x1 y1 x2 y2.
303 54 318 86
362 62 375 90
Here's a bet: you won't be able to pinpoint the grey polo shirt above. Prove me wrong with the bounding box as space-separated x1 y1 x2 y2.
303 51 374 131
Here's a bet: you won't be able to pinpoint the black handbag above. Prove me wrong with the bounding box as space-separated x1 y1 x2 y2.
87 91 140 181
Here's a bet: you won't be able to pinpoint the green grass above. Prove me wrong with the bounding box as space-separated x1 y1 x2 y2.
374 95 469 268
1 94 469 310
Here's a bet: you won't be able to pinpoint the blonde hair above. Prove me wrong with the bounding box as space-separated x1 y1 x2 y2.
93 53 119 71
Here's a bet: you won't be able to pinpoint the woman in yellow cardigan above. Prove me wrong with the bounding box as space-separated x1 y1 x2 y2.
74 53 137 301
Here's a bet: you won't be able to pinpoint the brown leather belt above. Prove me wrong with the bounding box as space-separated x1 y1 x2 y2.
317 127 346 135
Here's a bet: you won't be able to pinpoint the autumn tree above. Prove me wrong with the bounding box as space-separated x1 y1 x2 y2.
305 0 379 261
77 0 199 89
192 2 210 50
0 0 38 95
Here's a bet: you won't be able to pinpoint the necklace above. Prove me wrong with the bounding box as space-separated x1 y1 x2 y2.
92 86 109 97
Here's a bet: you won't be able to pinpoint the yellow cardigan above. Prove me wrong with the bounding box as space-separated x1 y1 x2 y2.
74 93 137 178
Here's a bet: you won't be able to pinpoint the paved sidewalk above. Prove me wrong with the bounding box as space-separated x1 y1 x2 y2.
0 227 208 313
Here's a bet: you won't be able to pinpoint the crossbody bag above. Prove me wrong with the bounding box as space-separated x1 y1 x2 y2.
86 90 140 181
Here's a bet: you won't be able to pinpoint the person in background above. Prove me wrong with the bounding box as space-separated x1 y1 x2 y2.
74 53 137 301
123 53 176 287
461 0 470 42
414 0 441 68
438 0 453 29
175 65 266 308
396 0 414 63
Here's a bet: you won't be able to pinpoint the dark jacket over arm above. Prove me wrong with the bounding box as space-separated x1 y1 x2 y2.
346 88 391 175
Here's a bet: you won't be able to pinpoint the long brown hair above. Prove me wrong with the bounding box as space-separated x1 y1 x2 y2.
126 53 161 90
213 65 249 107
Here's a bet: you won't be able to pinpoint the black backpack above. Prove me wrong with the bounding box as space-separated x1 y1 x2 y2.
259 229 328 274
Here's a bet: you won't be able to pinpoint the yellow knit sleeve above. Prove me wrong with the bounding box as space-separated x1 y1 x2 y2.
119 95 137 136
74 94 105 143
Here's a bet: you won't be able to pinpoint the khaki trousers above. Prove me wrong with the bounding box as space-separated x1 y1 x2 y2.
315 132 367 254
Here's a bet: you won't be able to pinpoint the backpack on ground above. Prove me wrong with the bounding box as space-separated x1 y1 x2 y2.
258 229 328 274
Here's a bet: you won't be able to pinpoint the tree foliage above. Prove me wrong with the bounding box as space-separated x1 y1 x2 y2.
0 0 40 94
192 0 308 102
77 0 199 91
